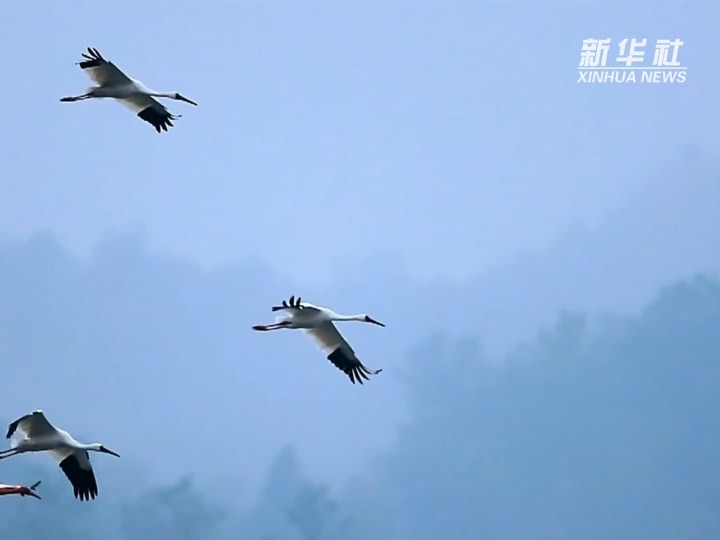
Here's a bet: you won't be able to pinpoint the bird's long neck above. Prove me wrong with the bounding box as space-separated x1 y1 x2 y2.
332 313 365 322
148 91 175 98
76 442 98 451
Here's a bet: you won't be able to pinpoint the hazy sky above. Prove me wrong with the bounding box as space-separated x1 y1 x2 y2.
0 1 718 507
0 2 716 283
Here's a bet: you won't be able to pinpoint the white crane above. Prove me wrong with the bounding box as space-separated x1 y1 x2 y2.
60 47 198 133
0 410 120 501
0 480 42 500
252 295 385 384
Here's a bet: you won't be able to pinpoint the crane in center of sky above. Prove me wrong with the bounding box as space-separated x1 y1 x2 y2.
0 410 120 501
252 295 386 384
60 47 198 133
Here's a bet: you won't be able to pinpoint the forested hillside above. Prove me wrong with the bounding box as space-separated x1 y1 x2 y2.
2 275 718 539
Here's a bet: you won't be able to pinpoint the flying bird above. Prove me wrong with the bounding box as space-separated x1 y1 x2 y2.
0 480 42 500
252 295 385 384
60 47 198 133
0 410 120 501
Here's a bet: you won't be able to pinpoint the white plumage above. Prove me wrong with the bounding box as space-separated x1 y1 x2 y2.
60 47 198 133
0 410 120 501
252 295 386 384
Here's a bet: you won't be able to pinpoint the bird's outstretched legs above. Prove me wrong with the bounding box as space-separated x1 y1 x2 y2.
0 448 20 460
252 321 291 331
21 488 42 499
59 93 91 102
23 480 42 499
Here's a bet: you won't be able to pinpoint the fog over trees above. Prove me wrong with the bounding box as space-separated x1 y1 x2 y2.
1 226 718 538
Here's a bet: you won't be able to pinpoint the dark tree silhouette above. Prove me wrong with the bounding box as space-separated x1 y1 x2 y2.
369 275 720 540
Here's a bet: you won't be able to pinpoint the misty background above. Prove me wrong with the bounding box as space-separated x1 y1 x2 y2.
1 1 719 539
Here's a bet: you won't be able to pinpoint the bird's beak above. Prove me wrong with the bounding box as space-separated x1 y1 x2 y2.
366 316 385 327
177 94 198 106
102 447 121 458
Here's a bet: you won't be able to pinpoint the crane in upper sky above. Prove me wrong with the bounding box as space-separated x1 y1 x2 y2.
60 47 197 133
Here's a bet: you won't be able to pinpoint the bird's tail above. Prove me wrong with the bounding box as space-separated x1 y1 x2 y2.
29 481 41 491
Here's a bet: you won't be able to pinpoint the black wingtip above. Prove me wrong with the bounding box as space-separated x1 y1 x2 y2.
6 420 19 439
274 296 304 311
137 106 177 133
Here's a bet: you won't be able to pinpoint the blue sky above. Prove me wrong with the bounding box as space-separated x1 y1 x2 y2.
0 1 717 499
0 2 715 283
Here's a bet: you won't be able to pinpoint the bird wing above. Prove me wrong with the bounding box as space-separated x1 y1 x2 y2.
305 320 348 355
271 295 321 313
48 445 76 464
76 47 133 86
117 95 180 133
6 410 55 439
53 450 98 501
304 322 382 384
